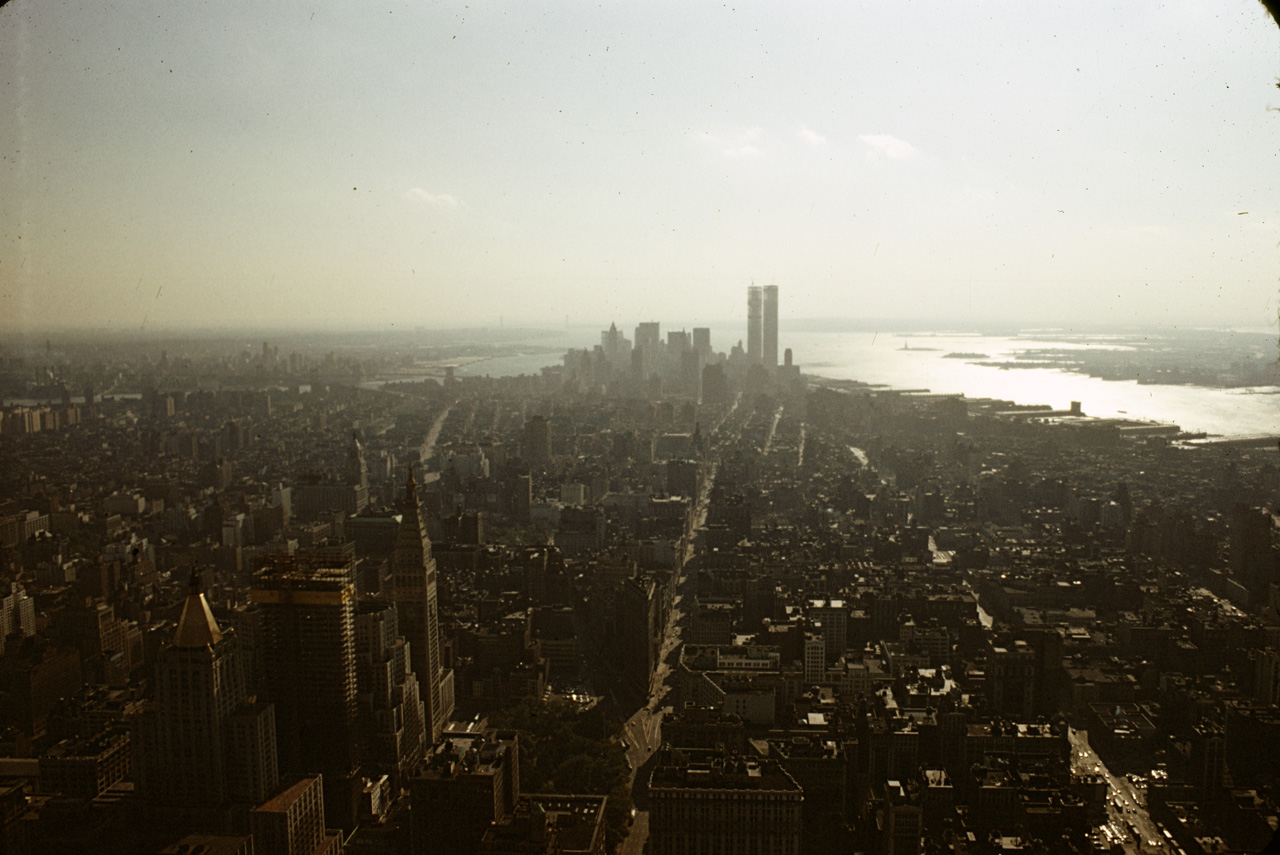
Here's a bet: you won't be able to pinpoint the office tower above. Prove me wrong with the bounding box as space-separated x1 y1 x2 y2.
393 467 453 744
701 363 730 406
634 321 661 354
226 700 279 806
692 327 711 357
809 599 848 664
0 583 35 646
618 575 664 704
355 600 427 785
630 345 647 381
346 432 369 493
632 321 661 381
291 434 370 522
141 569 245 808
763 284 779 369
1255 648 1280 706
600 322 631 368
804 632 826 683
252 553 360 826
879 780 924 855
409 728 520 855
250 776 343 855
681 348 703 401
747 285 763 364
1190 723 1225 800
514 473 532 522
666 459 700 499
648 750 803 855
1231 503 1278 606
38 729 131 799
523 416 552 466
989 641 1036 718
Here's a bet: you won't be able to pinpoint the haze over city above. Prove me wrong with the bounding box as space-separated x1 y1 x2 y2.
5 6 1280 853
3 0 1279 332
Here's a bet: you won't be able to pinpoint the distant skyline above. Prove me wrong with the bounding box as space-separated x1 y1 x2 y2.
3 1 1278 333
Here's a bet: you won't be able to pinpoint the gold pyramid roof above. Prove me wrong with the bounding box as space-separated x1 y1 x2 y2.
173 568 223 648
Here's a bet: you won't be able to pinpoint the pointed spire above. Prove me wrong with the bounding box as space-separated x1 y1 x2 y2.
399 464 429 546
397 462 434 558
173 567 224 648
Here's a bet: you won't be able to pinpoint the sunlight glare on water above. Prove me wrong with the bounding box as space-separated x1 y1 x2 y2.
789 331 1280 438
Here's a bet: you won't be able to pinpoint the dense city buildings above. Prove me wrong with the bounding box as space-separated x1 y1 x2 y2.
0 298 1277 854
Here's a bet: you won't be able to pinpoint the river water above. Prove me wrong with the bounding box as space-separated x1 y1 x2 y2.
458 328 1279 439
789 330 1279 438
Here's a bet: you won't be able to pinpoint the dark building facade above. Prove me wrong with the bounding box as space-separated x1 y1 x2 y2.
393 467 454 744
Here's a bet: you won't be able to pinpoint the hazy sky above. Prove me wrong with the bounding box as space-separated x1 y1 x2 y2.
2 1 1278 332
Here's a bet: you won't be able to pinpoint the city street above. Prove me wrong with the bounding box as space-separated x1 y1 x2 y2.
1069 728 1169 854
617 457 718 855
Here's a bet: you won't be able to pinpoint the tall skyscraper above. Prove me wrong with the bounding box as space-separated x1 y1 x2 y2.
746 285 763 365
346 432 370 493
692 327 711 357
634 321 661 379
355 600 427 786
763 284 779 370
141 569 246 809
252 553 360 827
393 467 454 744
600 321 632 368
523 416 552 467
634 321 661 354
138 569 279 831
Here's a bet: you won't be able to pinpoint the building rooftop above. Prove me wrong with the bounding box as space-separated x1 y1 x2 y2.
254 776 319 815
650 754 800 792
172 568 223 648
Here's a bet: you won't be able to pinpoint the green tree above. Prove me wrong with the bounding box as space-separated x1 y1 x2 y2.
491 696 634 852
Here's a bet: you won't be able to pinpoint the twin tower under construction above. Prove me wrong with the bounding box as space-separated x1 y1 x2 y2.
746 284 779 369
